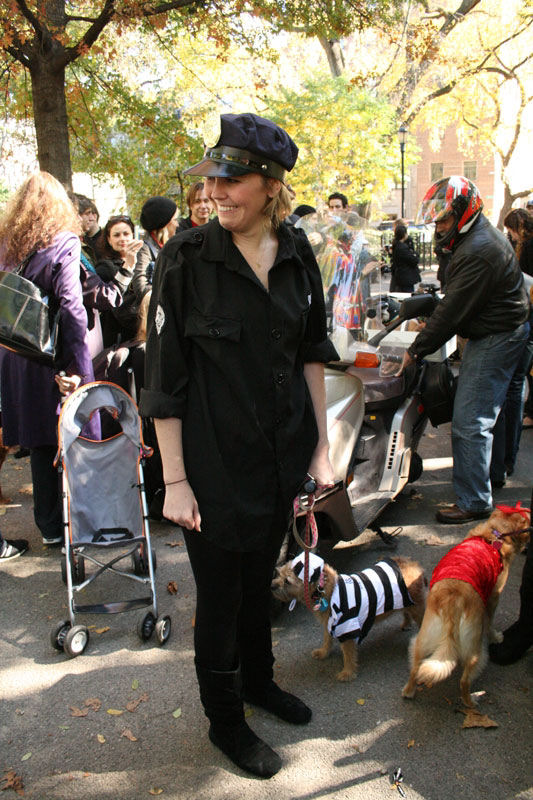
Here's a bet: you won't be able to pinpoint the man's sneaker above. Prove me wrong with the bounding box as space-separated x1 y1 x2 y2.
0 539 29 561
42 536 62 546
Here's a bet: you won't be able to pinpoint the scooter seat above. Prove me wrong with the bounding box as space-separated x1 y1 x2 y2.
346 365 405 408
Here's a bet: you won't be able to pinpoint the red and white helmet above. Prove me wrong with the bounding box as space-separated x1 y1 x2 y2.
416 176 483 251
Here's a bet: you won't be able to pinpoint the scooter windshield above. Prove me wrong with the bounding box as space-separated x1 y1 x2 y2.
295 211 386 362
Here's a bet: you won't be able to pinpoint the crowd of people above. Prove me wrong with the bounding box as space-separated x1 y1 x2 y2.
0 112 532 778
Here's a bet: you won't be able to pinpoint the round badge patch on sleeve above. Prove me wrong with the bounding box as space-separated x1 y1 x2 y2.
155 304 165 335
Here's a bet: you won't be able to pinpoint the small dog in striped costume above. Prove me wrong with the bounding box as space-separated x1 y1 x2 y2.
273 552 427 681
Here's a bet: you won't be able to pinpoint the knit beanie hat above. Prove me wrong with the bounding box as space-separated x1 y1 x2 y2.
140 196 177 232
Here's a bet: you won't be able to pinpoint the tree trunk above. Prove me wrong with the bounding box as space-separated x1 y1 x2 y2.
29 55 72 188
496 184 513 231
318 37 345 77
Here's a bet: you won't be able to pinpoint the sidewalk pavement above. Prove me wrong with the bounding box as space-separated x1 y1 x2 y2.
1 423 532 800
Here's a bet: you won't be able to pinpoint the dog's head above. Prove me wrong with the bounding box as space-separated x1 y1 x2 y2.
468 506 531 562
271 552 325 603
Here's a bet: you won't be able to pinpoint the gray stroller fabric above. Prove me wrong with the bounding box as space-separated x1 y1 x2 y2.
59 383 145 544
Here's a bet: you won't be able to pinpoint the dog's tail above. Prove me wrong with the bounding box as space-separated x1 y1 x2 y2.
415 616 458 686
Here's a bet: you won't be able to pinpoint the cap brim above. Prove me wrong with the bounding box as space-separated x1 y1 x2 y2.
184 158 254 178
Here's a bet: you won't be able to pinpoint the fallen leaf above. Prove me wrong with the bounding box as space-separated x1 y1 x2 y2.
84 698 102 712
356 698 365 706
58 725 70 730
424 535 444 546
106 709 124 716
407 739 415 748
70 706 89 717
97 734 106 743
15 709 24 716
21 752 32 761
148 789 163 796
167 581 178 595
1 769 24 796
272 640 279 647
460 708 498 728
94 627 110 635
121 728 138 741
172 708 182 718
83 772 90 777
131 679 139 690
244 708 253 718
165 541 181 547
0 507 6 516
126 693 149 712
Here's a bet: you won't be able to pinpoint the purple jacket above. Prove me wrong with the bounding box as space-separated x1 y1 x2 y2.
1 231 97 447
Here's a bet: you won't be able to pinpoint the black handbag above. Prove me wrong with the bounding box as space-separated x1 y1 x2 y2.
0 252 59 365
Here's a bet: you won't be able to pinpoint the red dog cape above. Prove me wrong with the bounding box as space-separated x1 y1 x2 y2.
430 537 502 606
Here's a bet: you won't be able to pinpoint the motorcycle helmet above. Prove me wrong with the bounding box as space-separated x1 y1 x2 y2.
416 176 483 251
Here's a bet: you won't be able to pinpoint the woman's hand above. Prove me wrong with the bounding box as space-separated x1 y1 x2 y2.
307 443 335 495
55 373 81 395
122 239 144 270
163 480 202 531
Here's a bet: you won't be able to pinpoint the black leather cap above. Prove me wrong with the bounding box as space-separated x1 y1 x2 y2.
184 113 298 182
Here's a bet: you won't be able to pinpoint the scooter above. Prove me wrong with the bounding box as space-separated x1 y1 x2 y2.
290 213 454 552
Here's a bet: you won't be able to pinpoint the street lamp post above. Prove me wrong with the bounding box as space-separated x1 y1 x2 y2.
397 124 407 219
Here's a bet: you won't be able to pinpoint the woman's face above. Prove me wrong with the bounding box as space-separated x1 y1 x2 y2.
205 173 278 235
107 221 133 255
166 211 180 238
189 189 211 226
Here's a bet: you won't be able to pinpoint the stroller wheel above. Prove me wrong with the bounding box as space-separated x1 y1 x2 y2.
61 554 86 585
137 611 156 641
51 619 71 651
63 625 90 658
155 615 171 645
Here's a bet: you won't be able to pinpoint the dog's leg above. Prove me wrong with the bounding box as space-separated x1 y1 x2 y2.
401 611 412 630
402 635 423 699
311 625 333 661
336 640 358 681
459 628 485 708
485 590 503 643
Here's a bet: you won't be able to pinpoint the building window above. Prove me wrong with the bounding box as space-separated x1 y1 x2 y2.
464 161 477 180
431 162 443 182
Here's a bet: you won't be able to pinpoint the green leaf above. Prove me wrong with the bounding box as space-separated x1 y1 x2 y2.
21 752 32 761
172 708 182 718
131 679 139 690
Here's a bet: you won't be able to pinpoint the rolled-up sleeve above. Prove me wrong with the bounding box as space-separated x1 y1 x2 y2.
138 249 189 419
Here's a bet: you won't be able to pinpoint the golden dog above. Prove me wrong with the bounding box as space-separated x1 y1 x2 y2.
402 507 530 707
273 553 427 681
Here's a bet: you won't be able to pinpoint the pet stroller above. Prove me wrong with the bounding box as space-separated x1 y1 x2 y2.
50 381 171 657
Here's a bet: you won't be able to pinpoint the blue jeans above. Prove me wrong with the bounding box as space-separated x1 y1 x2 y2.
452 322 529 512
491 338 532 480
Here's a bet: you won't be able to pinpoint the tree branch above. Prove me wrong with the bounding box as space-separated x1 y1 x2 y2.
13 0 45 42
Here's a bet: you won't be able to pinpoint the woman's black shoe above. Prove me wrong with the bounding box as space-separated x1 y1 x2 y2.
209 721 281 778
243 681 312 724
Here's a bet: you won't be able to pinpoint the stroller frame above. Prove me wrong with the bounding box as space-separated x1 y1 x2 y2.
51 381 171 657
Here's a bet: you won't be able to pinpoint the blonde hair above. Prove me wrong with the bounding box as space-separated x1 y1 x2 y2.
262 181 293 230
0 172 81 267
136 291 151 342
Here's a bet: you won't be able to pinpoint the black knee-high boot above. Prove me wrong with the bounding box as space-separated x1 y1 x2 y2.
195 662 281 778
489 546 533 664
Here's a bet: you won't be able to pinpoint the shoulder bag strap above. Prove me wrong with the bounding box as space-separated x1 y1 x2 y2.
14 250 37 276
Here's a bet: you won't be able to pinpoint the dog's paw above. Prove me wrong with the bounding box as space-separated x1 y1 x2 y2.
311 647 329 660
401 684 416 699
336 669 356 682
489 629 503 644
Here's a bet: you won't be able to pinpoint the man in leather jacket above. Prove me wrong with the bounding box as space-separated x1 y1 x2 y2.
400 176 529 524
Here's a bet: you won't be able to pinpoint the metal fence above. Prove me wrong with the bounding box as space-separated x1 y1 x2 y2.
380 231 435 271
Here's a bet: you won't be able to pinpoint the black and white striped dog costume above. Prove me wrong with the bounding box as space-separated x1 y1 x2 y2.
291 553 413 643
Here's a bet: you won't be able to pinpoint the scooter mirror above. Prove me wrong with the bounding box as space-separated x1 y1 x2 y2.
398 293 438 321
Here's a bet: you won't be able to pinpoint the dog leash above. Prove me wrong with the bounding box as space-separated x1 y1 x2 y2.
492 502 532 550
292 476 319 610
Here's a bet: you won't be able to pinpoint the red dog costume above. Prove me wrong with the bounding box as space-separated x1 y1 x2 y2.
430 537 502 606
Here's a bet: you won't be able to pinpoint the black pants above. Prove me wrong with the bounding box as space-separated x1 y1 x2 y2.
30 445 62 541
184 508 287 689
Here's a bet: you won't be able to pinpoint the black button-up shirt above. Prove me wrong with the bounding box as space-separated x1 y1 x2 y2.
140 218 338 550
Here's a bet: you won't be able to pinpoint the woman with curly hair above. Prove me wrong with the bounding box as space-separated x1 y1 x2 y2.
0 171 97 545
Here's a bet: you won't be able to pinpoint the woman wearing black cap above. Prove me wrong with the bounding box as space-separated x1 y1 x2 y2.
140 112 338 778
131 196 179 303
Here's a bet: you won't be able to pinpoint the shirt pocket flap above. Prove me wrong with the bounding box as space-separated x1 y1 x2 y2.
185 312 242 342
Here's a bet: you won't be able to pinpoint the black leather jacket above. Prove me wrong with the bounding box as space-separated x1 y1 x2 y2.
408 214 529 360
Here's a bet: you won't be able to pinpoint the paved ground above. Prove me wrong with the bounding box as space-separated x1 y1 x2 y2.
1 421 532 800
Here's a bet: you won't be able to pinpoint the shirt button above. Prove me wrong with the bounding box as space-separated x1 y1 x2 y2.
193 232 204 242
275 417 282 427
271 328 281 340
209 327 220 337
275 372 287 385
